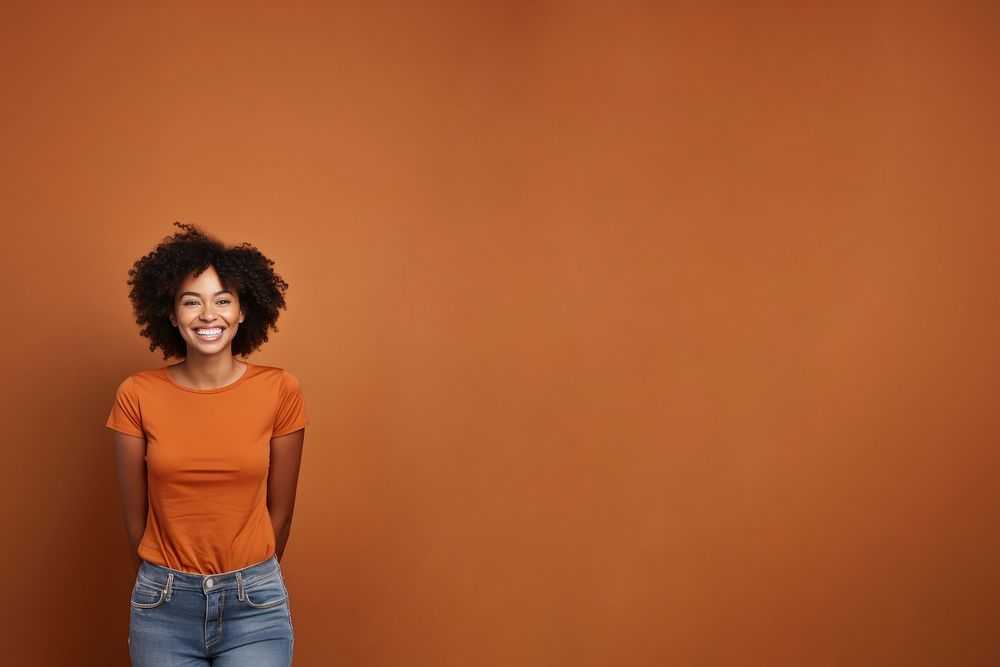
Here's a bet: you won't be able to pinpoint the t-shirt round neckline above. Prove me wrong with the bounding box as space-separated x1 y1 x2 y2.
162 361 253 394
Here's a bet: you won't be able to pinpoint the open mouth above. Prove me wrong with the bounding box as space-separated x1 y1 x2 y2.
194 327 224 341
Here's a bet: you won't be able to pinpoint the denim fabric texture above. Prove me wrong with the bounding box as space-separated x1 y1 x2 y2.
128 554 294 665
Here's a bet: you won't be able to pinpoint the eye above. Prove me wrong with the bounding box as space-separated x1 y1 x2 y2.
183 300 198 306
218 299 231 305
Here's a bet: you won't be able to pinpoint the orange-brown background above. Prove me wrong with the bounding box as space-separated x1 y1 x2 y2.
1 1 998 665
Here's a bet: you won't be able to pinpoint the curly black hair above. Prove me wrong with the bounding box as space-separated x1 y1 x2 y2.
126 221 290 360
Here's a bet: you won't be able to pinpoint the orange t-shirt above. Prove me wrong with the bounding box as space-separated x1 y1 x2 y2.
105 361 309 574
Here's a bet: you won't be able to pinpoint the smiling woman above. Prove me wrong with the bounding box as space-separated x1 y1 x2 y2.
106 222 307 666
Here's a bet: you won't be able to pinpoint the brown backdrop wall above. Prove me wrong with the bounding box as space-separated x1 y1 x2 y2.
1 1 998 665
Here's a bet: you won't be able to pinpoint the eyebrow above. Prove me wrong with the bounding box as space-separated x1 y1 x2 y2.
179 290 234 298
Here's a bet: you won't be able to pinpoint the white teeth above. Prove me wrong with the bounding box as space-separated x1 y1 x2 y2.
195 328 223 336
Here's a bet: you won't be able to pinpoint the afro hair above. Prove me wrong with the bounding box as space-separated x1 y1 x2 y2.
126 221 290 360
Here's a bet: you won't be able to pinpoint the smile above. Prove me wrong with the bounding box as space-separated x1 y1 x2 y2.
194 327 224 341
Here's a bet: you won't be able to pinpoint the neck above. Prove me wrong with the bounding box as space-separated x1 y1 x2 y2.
173 354 245 390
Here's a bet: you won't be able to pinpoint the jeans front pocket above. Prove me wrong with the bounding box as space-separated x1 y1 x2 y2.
241 571 288 609
130 578 168 609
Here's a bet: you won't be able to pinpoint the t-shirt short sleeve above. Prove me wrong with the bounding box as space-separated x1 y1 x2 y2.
106 376 145 437
273 370 310 437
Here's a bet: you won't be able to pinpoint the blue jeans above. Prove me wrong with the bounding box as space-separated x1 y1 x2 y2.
128 554 294 665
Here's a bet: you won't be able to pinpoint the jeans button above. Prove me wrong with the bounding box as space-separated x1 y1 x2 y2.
206 578 214 587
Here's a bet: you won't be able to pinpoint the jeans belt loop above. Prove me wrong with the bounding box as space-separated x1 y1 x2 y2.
165 573 174 601
236 571 245 601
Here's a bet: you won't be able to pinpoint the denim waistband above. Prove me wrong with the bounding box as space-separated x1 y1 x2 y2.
136 555 280 598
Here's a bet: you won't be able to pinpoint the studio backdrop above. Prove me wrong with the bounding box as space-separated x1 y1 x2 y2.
1 2 998 665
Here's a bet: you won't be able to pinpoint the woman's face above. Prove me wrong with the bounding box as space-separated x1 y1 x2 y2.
168 265 244 356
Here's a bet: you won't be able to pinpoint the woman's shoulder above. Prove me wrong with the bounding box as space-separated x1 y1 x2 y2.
248 362 301 379
247 364 305 396
108 367 165 410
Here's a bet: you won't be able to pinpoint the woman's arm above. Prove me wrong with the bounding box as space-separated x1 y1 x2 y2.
267 428 305 562
113 431 149 574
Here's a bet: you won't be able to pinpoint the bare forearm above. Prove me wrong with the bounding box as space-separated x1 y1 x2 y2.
270 515 292 562
120 499 147 575
127 529 145 574
267 429 304 565
113 432 149 576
